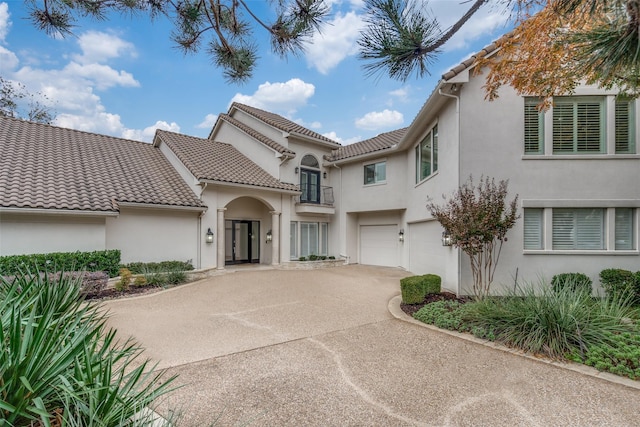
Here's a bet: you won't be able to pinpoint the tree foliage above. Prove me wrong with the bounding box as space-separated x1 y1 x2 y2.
477 0 640 106
427 176 519 300
25 0 330 84
0 77 54 124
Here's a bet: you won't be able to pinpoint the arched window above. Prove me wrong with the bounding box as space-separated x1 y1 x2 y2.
301 154 319 169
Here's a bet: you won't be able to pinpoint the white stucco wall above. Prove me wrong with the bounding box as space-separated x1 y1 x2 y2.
105 207 199 264
457 73 640 293
0 212 106 256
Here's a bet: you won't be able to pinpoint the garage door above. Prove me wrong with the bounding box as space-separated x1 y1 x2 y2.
360 225 398 266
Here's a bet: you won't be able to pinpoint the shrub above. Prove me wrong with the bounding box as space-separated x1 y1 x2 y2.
400 276 425 304
328 256 336 260
600 268 637 301
115 267 132 292
0 249 121 277
422 274 442 294
143 268 169 286
0 271 176 425
568 329 640 380
308 254 318 261
1 271 108 296
464 282 637 359
551 272 593 294
166 268 187 285
414 300 468 331
122 260 194 275
133 275 147 287
298 256 307 261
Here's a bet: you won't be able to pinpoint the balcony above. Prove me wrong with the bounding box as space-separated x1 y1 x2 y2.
295 185 335 215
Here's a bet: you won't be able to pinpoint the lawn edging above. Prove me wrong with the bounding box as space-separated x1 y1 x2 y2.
387 294 640 391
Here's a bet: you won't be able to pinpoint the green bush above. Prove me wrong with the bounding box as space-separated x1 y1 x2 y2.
166 268 187 285
122 260 193 275
0 249 121 277
551 272 593 294
568 329 640 380
0 271 176 425
422 274 442 294
414 300 468 331
308 254 318 261
464 283 637 359
400 276 425 304
600 268 637 301
115 267 132 292
298 256 307 261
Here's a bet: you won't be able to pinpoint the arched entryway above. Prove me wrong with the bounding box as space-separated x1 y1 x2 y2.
220 196 278 267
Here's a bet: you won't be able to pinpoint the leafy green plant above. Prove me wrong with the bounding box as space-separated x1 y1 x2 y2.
464 282 637 359
328 256 336 260
122 260 194 275
568 329 640 380
166 268 187 285
422 274 441 294
551 272 592 294
0 249 121 277
298 256 307 261
600 268 638 302
143 268 169 286
308 254 318 261
414 300 468 331
0 271 176 425
400 276 425 304
133 275 147 287
116 267 133 292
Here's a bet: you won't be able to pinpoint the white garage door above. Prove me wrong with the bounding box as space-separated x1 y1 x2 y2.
360 225 398 266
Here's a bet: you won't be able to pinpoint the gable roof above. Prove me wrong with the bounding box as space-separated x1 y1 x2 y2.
218 113 295 157
0 116 204 213
326 128 409 162
441 39 502 81
230 103 340 146
156 130 299 193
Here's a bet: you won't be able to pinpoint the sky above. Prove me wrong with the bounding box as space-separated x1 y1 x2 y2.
0 0 514 145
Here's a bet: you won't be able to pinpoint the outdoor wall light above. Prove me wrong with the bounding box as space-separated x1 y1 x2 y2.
398 229 404 242
266 230 273 242
205 228 214 244
323 171 327 179
442 230 452 246
295 167 299 174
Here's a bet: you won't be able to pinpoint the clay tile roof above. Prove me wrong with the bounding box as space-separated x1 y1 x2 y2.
326 127 408 162
219 114 296 157
441 33 511 81
157 130 299 192
0 116 204 212
231 103 340 146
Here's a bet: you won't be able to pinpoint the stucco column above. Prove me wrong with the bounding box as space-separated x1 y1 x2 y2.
271 211 280 265
216 208 226 270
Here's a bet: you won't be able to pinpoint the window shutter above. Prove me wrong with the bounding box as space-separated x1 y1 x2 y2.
553 103 575 152
615 100 634 153
524 99 542 153
615 208 634 250
552 209 575 249
524 208 543 249
576 101 602 152
575 209 604 249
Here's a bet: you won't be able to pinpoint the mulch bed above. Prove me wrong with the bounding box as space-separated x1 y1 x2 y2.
84 284 171 301
400 291 470 317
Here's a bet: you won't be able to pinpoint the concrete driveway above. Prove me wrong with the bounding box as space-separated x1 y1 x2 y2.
103 265 640 426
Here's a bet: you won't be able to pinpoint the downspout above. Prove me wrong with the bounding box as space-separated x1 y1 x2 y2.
438 86 462 296
332 163 348 263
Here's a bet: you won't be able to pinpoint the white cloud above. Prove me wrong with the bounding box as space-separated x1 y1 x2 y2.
323 131 361 145
197 113 218 129
64 62 139 90
0 45 18 72
0 2 10 43
355 109 404 130
389 87 409 100
73 31 137 64
309 121 322 129
230 78 315 114
122 120 180 141
306 11 364 74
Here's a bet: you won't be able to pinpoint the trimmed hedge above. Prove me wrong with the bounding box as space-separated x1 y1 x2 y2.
400 274 442 304
600 268 639 303
551 272 593 294
1 271 108 296
0 250 121 277
121 260 194 275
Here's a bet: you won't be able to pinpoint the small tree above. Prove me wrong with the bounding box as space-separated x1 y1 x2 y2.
427 176 519 300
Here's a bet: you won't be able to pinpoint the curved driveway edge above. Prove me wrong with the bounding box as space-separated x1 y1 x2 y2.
388 294 640 392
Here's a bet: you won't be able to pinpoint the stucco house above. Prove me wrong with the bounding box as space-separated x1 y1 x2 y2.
1 41 638 294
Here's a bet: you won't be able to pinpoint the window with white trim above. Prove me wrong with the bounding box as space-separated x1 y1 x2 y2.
291 221 329 258
364 161 386 185
416 125 438 183
523 208 635 251
524 96 636 155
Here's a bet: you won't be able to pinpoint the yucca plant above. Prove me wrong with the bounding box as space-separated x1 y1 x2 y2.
463 281 638 359
0 271 176 426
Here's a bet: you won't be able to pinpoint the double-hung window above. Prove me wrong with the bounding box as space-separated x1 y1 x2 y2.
615 98 636 153
523 207 635 251
364 161 386 185
416 125 438 183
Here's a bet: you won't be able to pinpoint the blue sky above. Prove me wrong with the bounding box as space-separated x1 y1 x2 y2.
0 0 512 144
